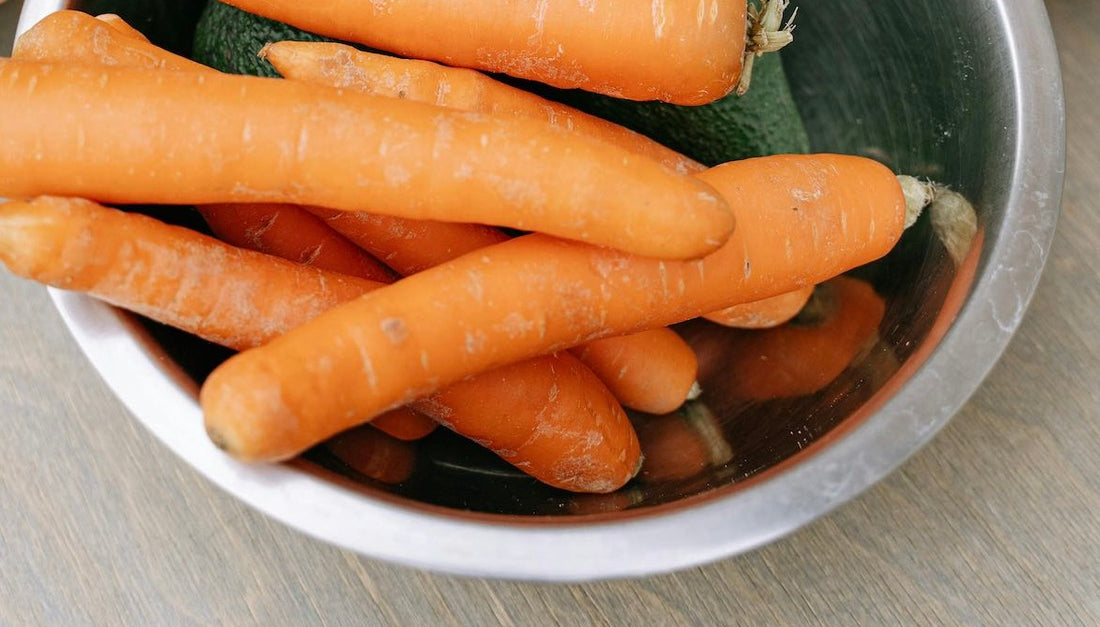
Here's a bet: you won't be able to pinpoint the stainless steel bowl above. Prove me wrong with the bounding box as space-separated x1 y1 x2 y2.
20 0 1064 580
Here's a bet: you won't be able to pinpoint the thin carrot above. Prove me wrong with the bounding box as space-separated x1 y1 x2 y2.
200 153 909 461
94 13 150 41
307 206 508 276
198 203 395 283
0 58 733 260
261 41 704 174
702 285 814 329
13 11 201 71
218 0 751 104
0 196 640 491
0 196 384 351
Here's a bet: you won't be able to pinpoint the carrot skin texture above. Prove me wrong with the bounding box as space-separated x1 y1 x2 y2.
0 59 733 260
200 154 907 460
198 203 395 283
222 0 747 104
263 41 704 174
360 406 437 441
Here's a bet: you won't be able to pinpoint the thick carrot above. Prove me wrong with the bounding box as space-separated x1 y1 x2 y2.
703 285 814 328
0 196 640 490
198 203 395 283
307 206 699 414
261 41 704 175
0 59 733 260
219 0 748 105
200 153 908 460
13 11 201 71
0 196 384 351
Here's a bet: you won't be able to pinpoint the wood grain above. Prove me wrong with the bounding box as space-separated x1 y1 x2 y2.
3 0 1100 623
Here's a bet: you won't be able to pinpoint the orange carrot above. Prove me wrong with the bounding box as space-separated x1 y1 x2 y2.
702 285 814 328
200 153 908 461
93 12 150 41
0 196 639 490
0 196 384 351
261 41 704 174
220 0 749 104
13 11 201 71
368 406 438 441
415 352 640 493
307 206 699 414
688 276 886 402
323 425 418 485
0 58 733 260
570 329 699 416
14 15 794 371
198 203 395 283
306 206 508 276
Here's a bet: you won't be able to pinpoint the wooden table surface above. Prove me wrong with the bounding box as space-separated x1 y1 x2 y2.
2 0 1098 623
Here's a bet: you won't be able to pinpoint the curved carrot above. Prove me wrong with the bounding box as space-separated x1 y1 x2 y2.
200 154 908 460
220 0 748 104
702 285 814 329
0 58 733 260
261 41 704 175
198 203 395 283
0 196 638 490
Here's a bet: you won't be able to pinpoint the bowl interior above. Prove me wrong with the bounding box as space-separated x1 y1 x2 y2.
44 0 1057 530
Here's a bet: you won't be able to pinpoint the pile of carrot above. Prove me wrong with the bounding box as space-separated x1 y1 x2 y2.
0 8 916 494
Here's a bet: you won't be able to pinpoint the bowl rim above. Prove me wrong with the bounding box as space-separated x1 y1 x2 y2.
23 0 1065 581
